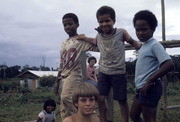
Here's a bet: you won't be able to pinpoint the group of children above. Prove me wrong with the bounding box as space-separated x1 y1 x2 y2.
38 5 174 122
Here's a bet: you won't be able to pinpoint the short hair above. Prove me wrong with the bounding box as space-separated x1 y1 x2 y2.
72 82 99 106
62 13 79 24
43 99 56 111
88 56 97 64
96 6 116 22
133 10 158 31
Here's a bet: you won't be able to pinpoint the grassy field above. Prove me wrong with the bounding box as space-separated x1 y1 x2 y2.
0 82 179 122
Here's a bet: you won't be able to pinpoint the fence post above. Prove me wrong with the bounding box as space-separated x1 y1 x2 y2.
81 51 87 82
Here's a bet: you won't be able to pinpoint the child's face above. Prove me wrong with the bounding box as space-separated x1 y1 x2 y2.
62 18 78 37
134 19 154 42
97 14 115 35
75 96 96 115
89 59 96 66
46 105 54 113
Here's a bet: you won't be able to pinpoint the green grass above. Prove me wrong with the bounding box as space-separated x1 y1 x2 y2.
0 83 180 122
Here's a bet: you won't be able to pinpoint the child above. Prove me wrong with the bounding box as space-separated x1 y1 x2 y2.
130 10 174 122
37 99 56 122
63 82 101 122
86 56 98 87
53 13 97 120
78 6 141 122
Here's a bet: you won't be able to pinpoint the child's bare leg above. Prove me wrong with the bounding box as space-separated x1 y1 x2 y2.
119 100 129 122
142 105 157 122
98 95 108 122
130 98 143 122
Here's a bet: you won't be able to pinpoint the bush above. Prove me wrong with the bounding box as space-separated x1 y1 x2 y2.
0 80 20 93
39 75 56 87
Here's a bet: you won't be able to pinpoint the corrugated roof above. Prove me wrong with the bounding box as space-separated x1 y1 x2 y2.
28 70 58 77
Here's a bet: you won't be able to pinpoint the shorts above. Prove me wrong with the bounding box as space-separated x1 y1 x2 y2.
97 72 127 101
135 80 163 107
60 75 81 120
87 80 97 87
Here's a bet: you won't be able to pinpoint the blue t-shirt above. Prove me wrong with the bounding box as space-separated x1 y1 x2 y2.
135 38 171 89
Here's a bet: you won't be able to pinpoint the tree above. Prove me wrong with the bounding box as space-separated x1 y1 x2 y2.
39 75 56 87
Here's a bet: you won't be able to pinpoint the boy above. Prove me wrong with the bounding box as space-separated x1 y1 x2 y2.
53 13 97 120
63 82 101 122
78 5 141 122
86 56 98 87
130 10 174 122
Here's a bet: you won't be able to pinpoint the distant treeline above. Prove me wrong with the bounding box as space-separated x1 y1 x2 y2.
0 64 57 80
0 55 180 80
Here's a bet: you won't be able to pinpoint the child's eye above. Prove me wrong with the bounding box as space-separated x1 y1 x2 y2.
80 98 87 103
105 20 110 23
98 20 103 23
89 98 95 102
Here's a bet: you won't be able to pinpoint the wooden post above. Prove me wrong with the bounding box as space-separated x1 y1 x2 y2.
81 51 87 82
161 0 168 121
106 88 114 122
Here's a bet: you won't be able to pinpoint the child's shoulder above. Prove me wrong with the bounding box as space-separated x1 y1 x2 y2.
116 28 127 32
91 114 101 122
63 114 76 122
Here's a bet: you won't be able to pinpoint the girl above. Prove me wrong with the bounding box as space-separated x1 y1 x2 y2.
37 99 56 122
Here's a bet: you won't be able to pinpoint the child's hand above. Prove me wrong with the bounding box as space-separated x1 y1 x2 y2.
140 80 152 96
76 34 86 40
95 27 103 34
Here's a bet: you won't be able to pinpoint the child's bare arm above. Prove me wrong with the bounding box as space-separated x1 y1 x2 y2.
77 34 96 45
127 37 142 50
122 28 142 49
141 59 174 95
148 59 174 82
53 71 61 96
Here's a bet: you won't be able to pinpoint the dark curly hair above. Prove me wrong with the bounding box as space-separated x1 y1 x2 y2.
43 99 56 111
133 10 158 31
62 13 79 24
88 56 97 64
96 5 116 22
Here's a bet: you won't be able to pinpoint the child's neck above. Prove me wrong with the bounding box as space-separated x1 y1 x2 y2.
103 28 116 37
76 113 93 122
69 33 78 38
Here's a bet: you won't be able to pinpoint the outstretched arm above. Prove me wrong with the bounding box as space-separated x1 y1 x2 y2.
77 34 97 45
126 37 142 50
123 29 142 49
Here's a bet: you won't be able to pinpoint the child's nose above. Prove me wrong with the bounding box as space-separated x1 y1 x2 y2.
102 21 107 26
86 100 91 105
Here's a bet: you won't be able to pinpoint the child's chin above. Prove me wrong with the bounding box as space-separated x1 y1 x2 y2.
83 111 93 115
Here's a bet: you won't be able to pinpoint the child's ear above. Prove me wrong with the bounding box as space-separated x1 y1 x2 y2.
74 102 78 107
76 23 79 28
113 19 116 24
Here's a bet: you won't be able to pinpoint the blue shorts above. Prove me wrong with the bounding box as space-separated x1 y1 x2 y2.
135 80 163 107
87 80 97 87
97 72 127 101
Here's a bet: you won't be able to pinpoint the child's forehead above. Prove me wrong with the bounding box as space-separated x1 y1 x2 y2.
78 96 95 99
62 18 75 23
98 14 111 18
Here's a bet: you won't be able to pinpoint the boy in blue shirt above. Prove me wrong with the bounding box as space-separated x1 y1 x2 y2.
130 10 174 122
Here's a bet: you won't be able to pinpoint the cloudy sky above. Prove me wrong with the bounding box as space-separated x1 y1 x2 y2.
0 0 180 68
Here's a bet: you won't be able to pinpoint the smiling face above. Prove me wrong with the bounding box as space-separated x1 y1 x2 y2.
62 18 78 37
134 19 154 42
97 14 115 36
46 105 55 113
75 96 96 116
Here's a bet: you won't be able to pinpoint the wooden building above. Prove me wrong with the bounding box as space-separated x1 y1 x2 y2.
17 70 58 90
